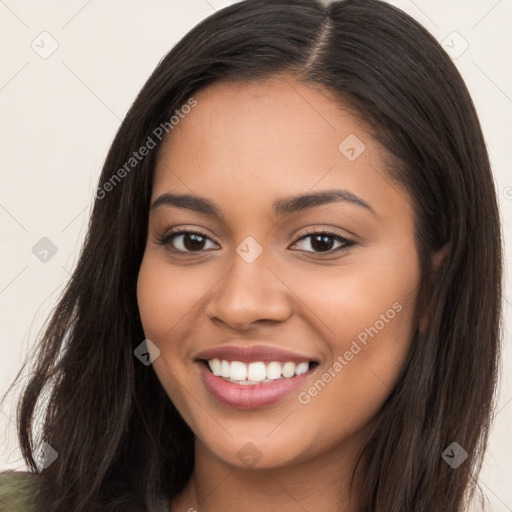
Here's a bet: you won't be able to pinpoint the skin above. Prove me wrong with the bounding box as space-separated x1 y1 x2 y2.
137 75 424 512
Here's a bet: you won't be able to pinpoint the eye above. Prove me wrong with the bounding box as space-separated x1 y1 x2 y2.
156 228 218 253
290 229 355 254
155 228 355 255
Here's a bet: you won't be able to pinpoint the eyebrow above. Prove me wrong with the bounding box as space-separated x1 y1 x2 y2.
150 189 376 218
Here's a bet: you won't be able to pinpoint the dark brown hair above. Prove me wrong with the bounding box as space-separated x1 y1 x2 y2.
1 0 502 510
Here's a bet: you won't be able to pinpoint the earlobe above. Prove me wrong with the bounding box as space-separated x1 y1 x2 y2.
418 241 451 333
431 241 451 272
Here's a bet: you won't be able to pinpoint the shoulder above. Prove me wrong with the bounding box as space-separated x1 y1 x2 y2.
0 470 39 512
0 470 170 511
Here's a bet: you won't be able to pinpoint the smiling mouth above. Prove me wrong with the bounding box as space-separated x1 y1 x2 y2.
200 359 319 385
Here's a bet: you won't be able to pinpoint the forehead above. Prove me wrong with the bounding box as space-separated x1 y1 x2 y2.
152 76 412 222
161 76 363 151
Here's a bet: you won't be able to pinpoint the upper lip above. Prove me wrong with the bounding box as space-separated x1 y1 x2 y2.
194 344 319 364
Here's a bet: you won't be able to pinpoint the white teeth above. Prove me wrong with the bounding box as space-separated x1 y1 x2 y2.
206 359 313 383
266 361 282 380
295 362 309 375
208 359 222 376
282 362 296 378
220 360 230 378
247 362 267 382
230 361 247 381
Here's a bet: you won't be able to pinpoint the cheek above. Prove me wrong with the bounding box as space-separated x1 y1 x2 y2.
290 257 419 358
292 245 420 433
136 254 203 427
136 252 211 341
313 236 419 346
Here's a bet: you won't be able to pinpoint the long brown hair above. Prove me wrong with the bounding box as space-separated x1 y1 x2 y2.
1 0 502 510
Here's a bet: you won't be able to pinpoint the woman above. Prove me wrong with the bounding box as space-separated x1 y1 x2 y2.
0 0 502 510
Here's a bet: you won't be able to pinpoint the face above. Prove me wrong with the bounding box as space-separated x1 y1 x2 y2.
137 75 422 471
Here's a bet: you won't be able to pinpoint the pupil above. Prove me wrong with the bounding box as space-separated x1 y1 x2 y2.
184 233 205 251
311 235 333 252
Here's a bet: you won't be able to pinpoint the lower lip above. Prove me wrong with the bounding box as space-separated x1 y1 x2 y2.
197 362 315 409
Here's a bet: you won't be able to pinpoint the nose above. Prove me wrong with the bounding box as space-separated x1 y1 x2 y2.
205 249 293 330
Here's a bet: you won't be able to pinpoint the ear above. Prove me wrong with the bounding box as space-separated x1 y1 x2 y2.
418 241 451 333
431 241 451 272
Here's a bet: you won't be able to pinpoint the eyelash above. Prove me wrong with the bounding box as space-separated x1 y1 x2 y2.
155 227 355 256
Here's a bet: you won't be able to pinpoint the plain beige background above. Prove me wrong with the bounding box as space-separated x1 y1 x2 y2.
0 0 511 509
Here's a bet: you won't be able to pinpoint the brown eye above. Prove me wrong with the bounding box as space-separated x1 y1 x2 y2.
156 228 355 256
292 230 355 254
157 230 218 253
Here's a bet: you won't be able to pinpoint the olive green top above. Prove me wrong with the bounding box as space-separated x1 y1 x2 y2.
0 471 38 512
0 470 171 511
